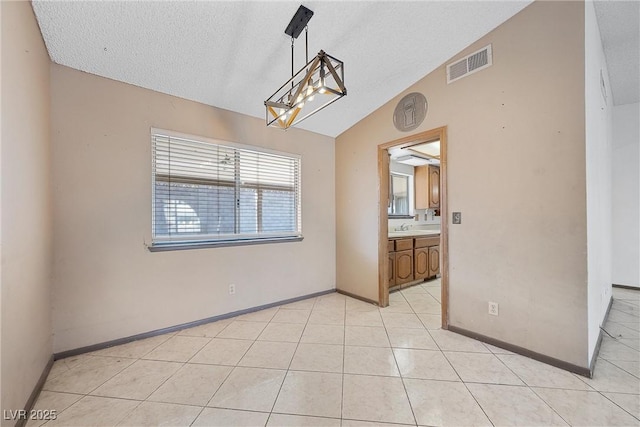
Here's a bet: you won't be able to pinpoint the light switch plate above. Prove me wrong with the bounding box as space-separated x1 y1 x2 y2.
452 212 462 224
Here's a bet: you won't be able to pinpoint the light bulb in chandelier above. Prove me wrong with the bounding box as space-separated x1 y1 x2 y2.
317 75 327 94
305 84 315 102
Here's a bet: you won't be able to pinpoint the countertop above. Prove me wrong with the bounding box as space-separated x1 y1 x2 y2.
388 229 441 239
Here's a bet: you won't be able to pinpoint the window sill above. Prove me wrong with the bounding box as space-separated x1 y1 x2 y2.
148 236 303 252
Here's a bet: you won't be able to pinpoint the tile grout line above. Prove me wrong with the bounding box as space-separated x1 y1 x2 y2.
382 289 419 426
73 358 137 397
600 335 640 353
608 306 640 319
182 346 237 426
600 319 640 337
493 356 573 426
601 359 640 380
525 387 572 426
34 288 639 426
36 394 143 426
92 330 175 359
188 406 206 427
80 329 187 417
197 311 276 423
590 297 640 422
201 336 264 420
497 294 639 424
596 389 640 422
423 322 497 426
265 295 319 425
141 335 215 402
42 338 179 424
269 411 342 423
610 300 640 311
411 286 499 427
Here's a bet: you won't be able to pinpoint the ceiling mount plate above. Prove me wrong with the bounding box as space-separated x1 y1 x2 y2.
285 5 314 39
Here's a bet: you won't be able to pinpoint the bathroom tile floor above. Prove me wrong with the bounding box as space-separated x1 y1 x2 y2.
32 282 639 426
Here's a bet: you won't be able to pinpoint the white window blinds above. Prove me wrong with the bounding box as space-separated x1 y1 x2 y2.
151 130 301 247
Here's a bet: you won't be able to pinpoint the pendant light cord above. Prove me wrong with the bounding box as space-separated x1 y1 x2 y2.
290 36 295 95
289 26 310 102
305 26 309 66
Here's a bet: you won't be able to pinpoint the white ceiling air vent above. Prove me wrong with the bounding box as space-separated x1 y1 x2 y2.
446 44 493 84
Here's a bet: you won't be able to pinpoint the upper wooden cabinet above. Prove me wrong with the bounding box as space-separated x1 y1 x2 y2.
415 165 440 209
429 165 440 208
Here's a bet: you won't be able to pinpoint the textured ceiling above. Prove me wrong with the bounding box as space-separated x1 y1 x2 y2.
32 1 535 137
594 0 640 106
30 1 640 136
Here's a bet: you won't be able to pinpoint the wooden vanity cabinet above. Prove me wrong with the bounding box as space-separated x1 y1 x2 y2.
414 236 438 281
388 236 439 287
415 165 440 210
395 249 414 285
388 251 396 287
394 238 413 251
414 247 429 280
393 238 414 285
428 245 440 277
388 239 396 287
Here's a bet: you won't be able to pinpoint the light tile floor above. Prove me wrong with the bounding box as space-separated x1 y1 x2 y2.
32 281 639 426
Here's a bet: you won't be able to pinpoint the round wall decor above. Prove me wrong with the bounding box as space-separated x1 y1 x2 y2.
393 92 428 132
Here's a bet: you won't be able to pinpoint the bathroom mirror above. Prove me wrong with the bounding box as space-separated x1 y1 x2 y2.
389 173 411 217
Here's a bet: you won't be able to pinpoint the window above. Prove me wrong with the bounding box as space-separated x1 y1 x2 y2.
151 130 301 250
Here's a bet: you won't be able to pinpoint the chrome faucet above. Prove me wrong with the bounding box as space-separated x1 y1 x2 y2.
399 223 410 231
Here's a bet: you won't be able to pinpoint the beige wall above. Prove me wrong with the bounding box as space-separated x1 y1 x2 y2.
50 65 336 352
336 2 589 366
1 1 53 421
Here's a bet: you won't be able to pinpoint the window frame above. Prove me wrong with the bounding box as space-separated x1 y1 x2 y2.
149 128 303 252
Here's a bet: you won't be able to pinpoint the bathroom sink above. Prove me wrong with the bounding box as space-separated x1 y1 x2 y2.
388 229 440 238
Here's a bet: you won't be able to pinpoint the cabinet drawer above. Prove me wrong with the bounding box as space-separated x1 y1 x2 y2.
395 238 413 251
387 240 395 253
415 236 439 248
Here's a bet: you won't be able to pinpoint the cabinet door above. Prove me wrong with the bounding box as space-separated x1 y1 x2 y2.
414 247 429 280
414 165 429 210
428 165 440 208
395 249 414 285
388 252 396 287
428 245 440 277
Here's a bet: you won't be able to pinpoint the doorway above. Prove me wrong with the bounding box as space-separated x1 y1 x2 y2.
378 127 449 329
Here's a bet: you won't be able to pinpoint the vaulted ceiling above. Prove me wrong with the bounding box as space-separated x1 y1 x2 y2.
593 0 640 106
32 1 637 138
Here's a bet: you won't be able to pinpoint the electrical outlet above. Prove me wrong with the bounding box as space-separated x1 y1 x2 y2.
488 302 499 316
452 212 462 224
229 284 236 295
